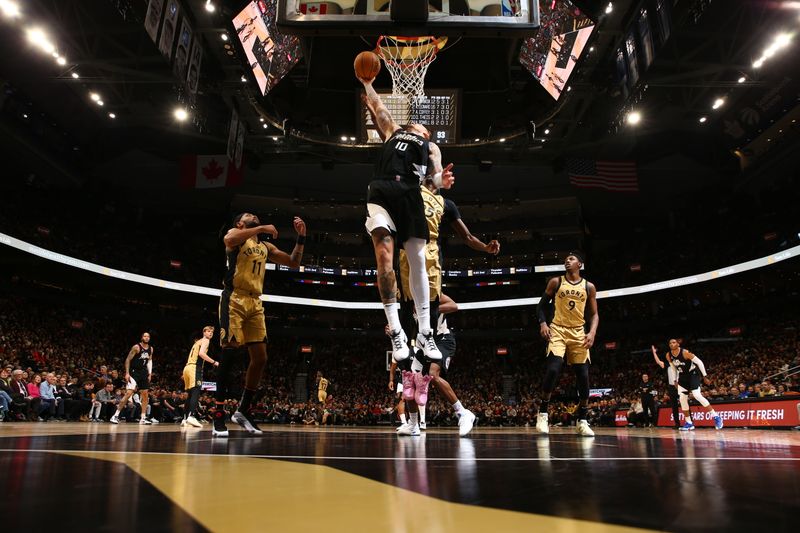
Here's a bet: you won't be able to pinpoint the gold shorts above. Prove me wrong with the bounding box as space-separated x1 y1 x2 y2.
318 390 327 403
547 323 591 364
399 242 441 301
182 364 201 391
219 290 267 346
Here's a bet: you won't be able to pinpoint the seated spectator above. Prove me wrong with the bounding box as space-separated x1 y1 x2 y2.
39 372 57 421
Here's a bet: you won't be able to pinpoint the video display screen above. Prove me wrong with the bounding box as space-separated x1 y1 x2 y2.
519 0 594 100
359 89 459 144
233 0 303 95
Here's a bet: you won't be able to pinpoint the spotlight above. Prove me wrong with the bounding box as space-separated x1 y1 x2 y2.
97 100 104 106
71 72 79 79
272 136 278 141
753 58 765 68
0 1 21 18
699 116 707 123
51 51 59 58
340 136 347 141
262 123 267 129
474 138 480 142
589 46 594 52
26 28 51 52
499 138 506 142
174 108 189 121
259 117 264 122
544 128 550 135
626 111 641 125
349 136 356 141
712 97 725 110
204 1 216 13
737 76 745 83
221 33 229 41
56 56 66 66
90 92 100 101
240 75 247 82
22 113 28 119
605 2 613 14
108 112 116 119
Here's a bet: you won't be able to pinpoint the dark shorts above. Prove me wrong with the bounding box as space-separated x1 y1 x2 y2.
433 334 455 377
128 367 150 391
678 372 701 392
366 179 429 244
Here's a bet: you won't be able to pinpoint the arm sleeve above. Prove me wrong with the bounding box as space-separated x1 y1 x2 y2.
691 356 707 377
537 292 553 324
147 360 153 374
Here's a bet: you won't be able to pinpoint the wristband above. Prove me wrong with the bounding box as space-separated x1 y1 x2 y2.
296 235 306 245
431 171 443 188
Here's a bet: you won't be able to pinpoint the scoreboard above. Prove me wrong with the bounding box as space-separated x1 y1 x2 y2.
359 89 460 144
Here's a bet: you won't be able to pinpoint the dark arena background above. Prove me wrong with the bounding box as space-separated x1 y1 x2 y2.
1 1 799 532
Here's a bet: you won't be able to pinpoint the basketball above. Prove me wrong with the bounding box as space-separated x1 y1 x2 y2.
354 51 381 80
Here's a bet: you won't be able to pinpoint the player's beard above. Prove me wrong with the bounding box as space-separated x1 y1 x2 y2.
244 220 259 228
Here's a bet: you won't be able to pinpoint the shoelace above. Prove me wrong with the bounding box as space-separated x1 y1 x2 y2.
391 331 404 350
423 334 437 352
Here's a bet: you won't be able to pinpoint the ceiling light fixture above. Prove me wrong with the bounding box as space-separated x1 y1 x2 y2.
221 33 229 41
699 116 707 123
204 1 216 13
605 3 613 15
0 1 21 18
174 108 189 121
90 92 100 101
737 76 746 83
108 112 116 119
71 72 79 79
626 111 641 125
712 97 725 110
56 56 66 65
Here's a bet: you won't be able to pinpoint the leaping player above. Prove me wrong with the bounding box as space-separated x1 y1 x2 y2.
663 339 723 431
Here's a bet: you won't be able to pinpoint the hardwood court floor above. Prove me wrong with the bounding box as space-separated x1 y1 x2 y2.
1 423 798 532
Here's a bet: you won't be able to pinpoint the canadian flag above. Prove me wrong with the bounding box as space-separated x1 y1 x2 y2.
300 3 328 14
180 155 243 189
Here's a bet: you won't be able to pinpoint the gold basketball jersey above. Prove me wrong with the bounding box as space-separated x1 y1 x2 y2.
318 377 329 392
552 276 587 328
186 339 202 366
421 186 445 241
224 236 270 295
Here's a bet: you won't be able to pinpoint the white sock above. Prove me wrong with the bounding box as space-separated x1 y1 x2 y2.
383 302 402 333
402 238 432 335
452 400 465 416
114 409 121 417
399 413 407 424
419 405 426 424
410 412 419 426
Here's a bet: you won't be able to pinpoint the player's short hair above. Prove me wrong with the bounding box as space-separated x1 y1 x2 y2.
566 251 584 263
232 213 247 227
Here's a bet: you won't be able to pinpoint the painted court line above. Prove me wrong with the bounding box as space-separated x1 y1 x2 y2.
2 449 798 462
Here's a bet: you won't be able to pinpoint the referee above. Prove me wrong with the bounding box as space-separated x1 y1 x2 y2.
652 345 680 429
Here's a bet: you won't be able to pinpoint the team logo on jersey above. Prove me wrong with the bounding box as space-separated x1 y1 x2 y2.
412 163 427 184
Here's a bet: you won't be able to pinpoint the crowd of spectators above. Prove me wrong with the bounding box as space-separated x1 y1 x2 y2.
1 294 797 428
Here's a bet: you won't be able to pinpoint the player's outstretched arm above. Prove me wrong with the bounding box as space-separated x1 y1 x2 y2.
358 77 400 140
439 293 458 314
449 218 500 255
267 217 306 269
651 345 665 369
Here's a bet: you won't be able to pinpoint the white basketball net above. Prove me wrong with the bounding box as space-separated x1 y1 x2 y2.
376 35 446 99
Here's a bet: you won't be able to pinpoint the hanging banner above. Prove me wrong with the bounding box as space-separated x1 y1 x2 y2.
186 38 203 96
158 0 180 60
174 17 193 79
144 0 165 43
226 109 239 162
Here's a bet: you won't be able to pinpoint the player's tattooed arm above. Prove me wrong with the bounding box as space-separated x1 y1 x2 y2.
124 345 139 381
359 77 400 139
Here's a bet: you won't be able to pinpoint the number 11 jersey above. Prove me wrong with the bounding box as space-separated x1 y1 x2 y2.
223 236 270 296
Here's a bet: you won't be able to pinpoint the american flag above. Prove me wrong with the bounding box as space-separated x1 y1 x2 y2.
567 159 639 192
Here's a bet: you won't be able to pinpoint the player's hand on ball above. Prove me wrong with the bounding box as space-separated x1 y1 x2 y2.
293 217 306 236
583 332 595 349
486 240 500 255
539 323 551 340
260 224 278 239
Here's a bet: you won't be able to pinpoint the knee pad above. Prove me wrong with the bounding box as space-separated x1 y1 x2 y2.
541 354 564 393
691 389 710 407
679 391 690 411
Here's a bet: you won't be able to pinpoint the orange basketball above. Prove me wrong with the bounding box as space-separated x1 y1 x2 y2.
354 51 381 80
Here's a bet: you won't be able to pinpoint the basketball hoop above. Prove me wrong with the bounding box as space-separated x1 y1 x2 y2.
376 35 447 99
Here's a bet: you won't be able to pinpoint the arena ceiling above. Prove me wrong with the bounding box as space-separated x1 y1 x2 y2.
1 0 798 206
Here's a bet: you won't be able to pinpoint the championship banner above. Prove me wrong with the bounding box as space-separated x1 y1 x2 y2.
657 399 800 428
173 17 193 79
186 38 203 96
226 108 239 162
158 0 180 60
144 0 165 43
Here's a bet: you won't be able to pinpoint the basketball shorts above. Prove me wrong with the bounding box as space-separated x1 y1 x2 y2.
677 372 702 393
219 289 267 346
127 367 150 391
433 333 455 376
399 242 441 300
547 323 591 364
318 390 327 403
365 179 429 244
183 364 202 391
395 381 403 395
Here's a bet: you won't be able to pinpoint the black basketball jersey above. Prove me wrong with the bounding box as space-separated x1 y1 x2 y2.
132 343 152 371
670 348 698 379
375 129 430 186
